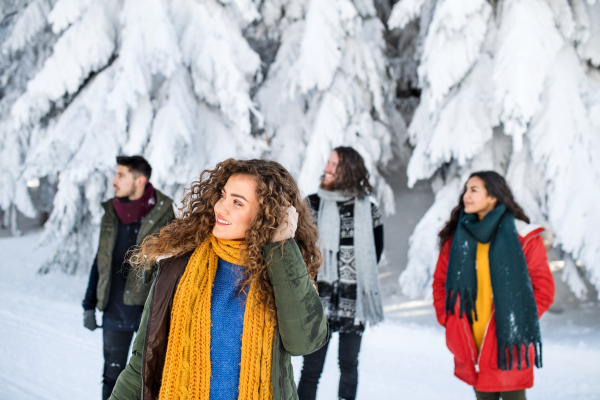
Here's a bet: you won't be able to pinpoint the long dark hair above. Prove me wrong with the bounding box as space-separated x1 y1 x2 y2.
438 171 529 246
325 146 373 199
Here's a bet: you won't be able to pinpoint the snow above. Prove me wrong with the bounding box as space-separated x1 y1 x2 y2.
172 0 262 136
1 232 599 400
1 0 52 54
1 0 600 322
388 0 427 30
417 0 492 112
48 0 94 34
492 0 564 152
575 0 600 67
256 0 400 215
0 232 101 399
398 0 600 300
291 0 358 93
1 0 404 275
12 0 118 128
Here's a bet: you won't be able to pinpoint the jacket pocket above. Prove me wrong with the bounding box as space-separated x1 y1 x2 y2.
445 316 470 364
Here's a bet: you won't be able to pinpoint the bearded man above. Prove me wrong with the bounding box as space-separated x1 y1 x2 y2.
82 155 174 399
298 146 384 400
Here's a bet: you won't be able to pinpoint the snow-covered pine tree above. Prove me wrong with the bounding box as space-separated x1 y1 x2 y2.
2 0 265 273
255 0 405 214
0 0 402 274
0 0 57 234
395 0 600 299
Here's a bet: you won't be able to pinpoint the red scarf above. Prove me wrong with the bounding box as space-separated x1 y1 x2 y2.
112 183 157 224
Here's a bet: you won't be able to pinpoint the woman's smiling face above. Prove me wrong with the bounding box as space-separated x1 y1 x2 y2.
213 174 259 240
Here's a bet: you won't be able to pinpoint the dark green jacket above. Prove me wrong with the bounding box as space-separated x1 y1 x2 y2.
95 189 174 310
108 239 329 400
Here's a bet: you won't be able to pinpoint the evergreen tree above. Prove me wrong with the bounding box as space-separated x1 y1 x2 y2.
394 0 600 299
2 0 599 300
0 0 401 274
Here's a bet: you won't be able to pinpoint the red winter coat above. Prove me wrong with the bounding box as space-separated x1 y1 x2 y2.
432 223 555 392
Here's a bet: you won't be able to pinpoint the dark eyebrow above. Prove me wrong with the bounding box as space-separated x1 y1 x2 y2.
231 193 248 202
221 188 248 203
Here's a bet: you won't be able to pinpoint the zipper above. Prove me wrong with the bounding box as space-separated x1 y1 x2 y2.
461 318 478 372
476 310 494 371
461 309 494 373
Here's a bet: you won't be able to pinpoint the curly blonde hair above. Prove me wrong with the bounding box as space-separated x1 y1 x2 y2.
131 158 321 319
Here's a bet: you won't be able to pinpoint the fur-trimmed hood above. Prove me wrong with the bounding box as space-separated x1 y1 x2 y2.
515 219 554 248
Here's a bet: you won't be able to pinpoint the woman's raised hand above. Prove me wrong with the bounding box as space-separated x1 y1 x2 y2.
271 205 298 242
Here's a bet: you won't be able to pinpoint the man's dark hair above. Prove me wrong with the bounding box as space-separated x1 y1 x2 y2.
328 146 373 199
116 155 152 180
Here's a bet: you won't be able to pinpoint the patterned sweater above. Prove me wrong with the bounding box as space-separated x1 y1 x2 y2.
209 259 247 400
307 194 384 334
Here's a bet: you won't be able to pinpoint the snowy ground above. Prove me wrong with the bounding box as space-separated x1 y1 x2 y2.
1 231 599 400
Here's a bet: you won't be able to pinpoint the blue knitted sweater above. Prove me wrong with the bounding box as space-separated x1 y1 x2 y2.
210 259 247 400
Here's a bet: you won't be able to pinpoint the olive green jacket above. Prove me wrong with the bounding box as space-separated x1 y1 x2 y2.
108 239 329 400
96 189 174 310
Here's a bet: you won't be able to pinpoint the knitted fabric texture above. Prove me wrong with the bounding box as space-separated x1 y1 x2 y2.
316 188 384 327
159 234 274 400
210 259 247 400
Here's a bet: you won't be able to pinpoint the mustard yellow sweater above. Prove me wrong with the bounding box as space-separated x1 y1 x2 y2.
472 242 493 351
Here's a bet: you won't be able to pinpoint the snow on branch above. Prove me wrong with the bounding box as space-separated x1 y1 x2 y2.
1 0 52 55
172 0 261 136
23 66 118 249
407 54 496 187
493 0 563 152
562 253 589 300
418 0 491 112
519 46 600 296
11 0 118 128
48 0 94 34
388 0 427 30
291 0 359 94
547 0 577 42
255 21 312 175
217 0 260 24
575 0 600 66
145 67 204 192
106 0 181 136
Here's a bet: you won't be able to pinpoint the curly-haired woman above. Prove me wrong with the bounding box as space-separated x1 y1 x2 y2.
108 159 328 400
433 171 555 400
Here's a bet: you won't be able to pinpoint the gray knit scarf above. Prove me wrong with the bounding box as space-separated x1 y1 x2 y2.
316 188 384 326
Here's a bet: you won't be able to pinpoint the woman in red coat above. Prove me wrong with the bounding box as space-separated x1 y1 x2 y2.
433 171 555 400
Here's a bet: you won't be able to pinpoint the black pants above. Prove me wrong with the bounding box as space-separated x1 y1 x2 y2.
298 332 362 400
474 389 527 400
103 330 135 400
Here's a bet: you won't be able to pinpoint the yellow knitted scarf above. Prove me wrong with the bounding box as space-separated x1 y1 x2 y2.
159 234 274 400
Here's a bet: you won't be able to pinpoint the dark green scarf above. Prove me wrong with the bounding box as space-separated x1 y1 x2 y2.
445 204 542 371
